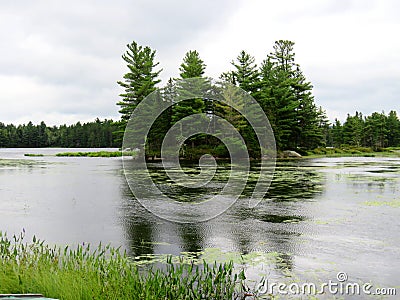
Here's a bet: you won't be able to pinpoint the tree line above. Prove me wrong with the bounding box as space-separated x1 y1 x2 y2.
326 110 400 150
0 119 120 148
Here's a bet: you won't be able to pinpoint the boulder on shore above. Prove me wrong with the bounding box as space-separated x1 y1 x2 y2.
282 150 302 158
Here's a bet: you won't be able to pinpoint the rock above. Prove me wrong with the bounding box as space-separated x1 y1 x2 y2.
282 150 302 158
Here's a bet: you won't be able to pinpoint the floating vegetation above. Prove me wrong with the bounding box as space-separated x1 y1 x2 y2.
24 153 44 157
363 200 400 208
55 151 123 157
0 159 45 169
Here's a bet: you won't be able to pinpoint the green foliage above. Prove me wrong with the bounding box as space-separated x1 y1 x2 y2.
342 111 364 146
172 50 207 123
0 232 247 300
116 41 161 144
326 110 400 150
0 119 119 148
228 50 259 94
55 151 125 157
254 40 327 150
112 40 400 157
306 146 383 157
169 51 211 159
179 50 206 79
117 41 161 122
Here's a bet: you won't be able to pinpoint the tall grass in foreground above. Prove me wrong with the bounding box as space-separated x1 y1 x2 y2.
0 232 248 299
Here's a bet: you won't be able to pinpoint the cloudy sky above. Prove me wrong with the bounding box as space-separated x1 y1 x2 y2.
1 0 399 125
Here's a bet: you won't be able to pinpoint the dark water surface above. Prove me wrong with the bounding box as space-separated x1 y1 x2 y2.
1 148 399 292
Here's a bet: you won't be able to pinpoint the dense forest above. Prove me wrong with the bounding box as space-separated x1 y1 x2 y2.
0 119 119 148
1 39 399 154
327 110 400 150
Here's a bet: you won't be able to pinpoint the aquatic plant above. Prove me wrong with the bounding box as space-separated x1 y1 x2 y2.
55 151 123 157
0 231 248 299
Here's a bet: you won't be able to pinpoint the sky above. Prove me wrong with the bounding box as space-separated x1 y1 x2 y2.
1 0 399 125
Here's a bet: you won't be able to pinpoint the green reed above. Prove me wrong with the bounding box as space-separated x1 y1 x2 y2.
0 231 248 299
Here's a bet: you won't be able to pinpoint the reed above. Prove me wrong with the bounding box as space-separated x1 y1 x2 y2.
0 231 248 299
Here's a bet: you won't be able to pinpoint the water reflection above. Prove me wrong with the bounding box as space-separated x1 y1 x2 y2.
119 184 156 257
119 159 325 278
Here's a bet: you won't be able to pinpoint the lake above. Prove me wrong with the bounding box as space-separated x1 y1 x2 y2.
1 148 399 295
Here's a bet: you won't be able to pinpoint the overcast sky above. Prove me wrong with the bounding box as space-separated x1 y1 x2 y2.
1 0 399 125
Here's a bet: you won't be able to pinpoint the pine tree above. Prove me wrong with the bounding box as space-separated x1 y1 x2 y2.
261 40 325 150
172 50 207 124
386 110 400 147
364 112 388 150
179 50 206 79
331 119 344 147
116 41 161 142
230 50 259 95
343 112 364 146
171 51 210 158
221 51 261 157
259 42 299 150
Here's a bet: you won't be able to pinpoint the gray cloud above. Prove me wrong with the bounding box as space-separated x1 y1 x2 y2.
0 0 241 125
0 0 399 126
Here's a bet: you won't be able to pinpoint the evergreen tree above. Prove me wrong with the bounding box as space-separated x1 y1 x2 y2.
221 51 261 157
261 40 325 150
342 112 364 146
116 41 161 142
229 50 259 94
179 50 206 79
331 119 344 147
364 112 388 150
172 50 207 124
38 121 48 147
386 110 400 147
171 51 210 157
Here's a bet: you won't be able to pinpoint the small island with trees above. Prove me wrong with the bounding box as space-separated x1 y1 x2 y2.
1 40 398 158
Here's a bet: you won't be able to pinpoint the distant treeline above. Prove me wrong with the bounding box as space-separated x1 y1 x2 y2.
0 118 120 148
326 110 400 150
1 111 399 151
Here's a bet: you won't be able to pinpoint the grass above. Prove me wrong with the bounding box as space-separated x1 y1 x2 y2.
302 146 400 158
0 231 249 300
363 200 400 208
24 153 44 157
55 151 123 157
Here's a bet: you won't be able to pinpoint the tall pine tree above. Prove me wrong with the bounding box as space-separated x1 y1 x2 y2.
261 40 326 150
221 51 261 157
172 50 207 124
168 50 211 157
116 41 161 143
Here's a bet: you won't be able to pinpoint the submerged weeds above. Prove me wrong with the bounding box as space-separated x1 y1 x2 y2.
0 231 248 299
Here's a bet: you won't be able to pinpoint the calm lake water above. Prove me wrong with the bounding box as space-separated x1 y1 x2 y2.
1 148 399 294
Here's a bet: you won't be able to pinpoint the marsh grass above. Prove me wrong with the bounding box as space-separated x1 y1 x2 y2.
304 146 400 158
0 232 248 299
55 151 122 157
